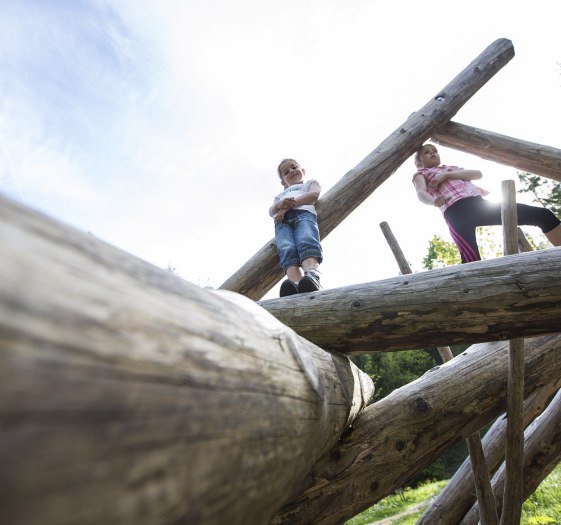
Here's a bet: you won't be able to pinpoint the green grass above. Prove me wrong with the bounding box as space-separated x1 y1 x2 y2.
345 463 561 525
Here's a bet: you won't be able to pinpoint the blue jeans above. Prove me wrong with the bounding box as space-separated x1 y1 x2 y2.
275 209 323 272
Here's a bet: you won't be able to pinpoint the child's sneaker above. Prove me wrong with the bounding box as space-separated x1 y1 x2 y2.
280 279 299 297
298 267 321 293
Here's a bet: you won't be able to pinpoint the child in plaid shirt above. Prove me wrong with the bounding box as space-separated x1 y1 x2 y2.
413 143 561 263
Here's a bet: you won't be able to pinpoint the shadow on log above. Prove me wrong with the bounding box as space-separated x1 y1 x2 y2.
260 248 561 354
271 334 561 525
460 388 561 525
0 194 373 525
417 378 561 524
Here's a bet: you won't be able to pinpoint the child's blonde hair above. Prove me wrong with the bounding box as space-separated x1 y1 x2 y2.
277 158 300 179
414 144 436 168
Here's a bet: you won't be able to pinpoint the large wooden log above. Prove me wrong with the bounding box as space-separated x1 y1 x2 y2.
417 379 561 524
220 38 515 300
271 334 561 525
260 248 561 354
461 389 561 525
0 194 374 525
432 121 561 182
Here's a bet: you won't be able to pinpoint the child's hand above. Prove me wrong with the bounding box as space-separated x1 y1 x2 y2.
433 195 447 207
279 197 297 210
273 211 285 224
428 172 447 189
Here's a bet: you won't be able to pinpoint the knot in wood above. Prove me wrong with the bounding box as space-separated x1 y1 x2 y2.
414 397 430 412
331 449 342 461
370 481 379 492
352 300 361 308
395 440 406 451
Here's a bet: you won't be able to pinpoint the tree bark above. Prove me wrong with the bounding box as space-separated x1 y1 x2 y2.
260 248 561 354
0 194 373 525
460 389 561 525
499 181 525 525
271 334 561 525
379 220 497 525
220 38 515 300
432 121 561 182
417 379 561 525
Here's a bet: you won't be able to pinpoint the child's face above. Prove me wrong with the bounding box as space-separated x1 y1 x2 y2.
418 145 440 168
279 161 305 187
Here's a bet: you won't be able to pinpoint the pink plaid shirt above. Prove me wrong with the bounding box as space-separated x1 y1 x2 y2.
413 165 489 213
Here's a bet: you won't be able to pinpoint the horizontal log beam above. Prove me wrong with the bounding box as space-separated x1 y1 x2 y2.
432 121 561 182
0 194 373 525
220 38 515 300
272 334 561 525
259 248 561 354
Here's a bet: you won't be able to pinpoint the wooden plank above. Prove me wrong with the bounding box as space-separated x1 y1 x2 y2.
500 180 525 525
220 39 515 300
271 334 561 525
0 194 374 525
259 248 561 354
432 121 561 182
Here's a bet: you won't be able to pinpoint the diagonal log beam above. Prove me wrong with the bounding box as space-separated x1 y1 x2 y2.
461 388 561 525
432 121 561 182
260 248 561 354
417 378 561 524
271 334 561 525
220 38 515 300
0 194 373 525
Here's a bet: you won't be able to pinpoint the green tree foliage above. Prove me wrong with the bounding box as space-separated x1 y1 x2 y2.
422 227 503 270
422 235 461 269
517 171 561 216
352 350 436 402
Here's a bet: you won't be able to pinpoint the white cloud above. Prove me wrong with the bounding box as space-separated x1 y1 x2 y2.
1 0 560 294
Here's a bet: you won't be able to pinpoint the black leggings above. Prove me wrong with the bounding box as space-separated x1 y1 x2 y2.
443 196 560 263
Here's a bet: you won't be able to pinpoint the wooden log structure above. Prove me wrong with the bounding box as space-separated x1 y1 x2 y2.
417 379 561 524
260 247 561 354
500 180 525 525
380 221 498 525
432 121 561 182
220 38 515 300
0 194 374 525
271 334 561 525
461 389 561 525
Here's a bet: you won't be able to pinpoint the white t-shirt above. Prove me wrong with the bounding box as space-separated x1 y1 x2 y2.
274 179 320 215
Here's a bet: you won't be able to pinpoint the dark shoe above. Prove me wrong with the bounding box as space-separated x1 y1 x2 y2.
297 268 321 293
280 279 299 297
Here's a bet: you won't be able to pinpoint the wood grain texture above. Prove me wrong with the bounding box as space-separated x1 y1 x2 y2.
260 248 561 353
461 389 561 525
220 38 515 300
272 334 561 525
0 194 374 525
417 378 561 524
432 121 561 182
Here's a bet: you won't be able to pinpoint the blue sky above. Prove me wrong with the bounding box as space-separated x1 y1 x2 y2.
1 1 560 297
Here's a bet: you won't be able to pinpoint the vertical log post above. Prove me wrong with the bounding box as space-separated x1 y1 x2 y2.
379 222 498 525
500 181 525 525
